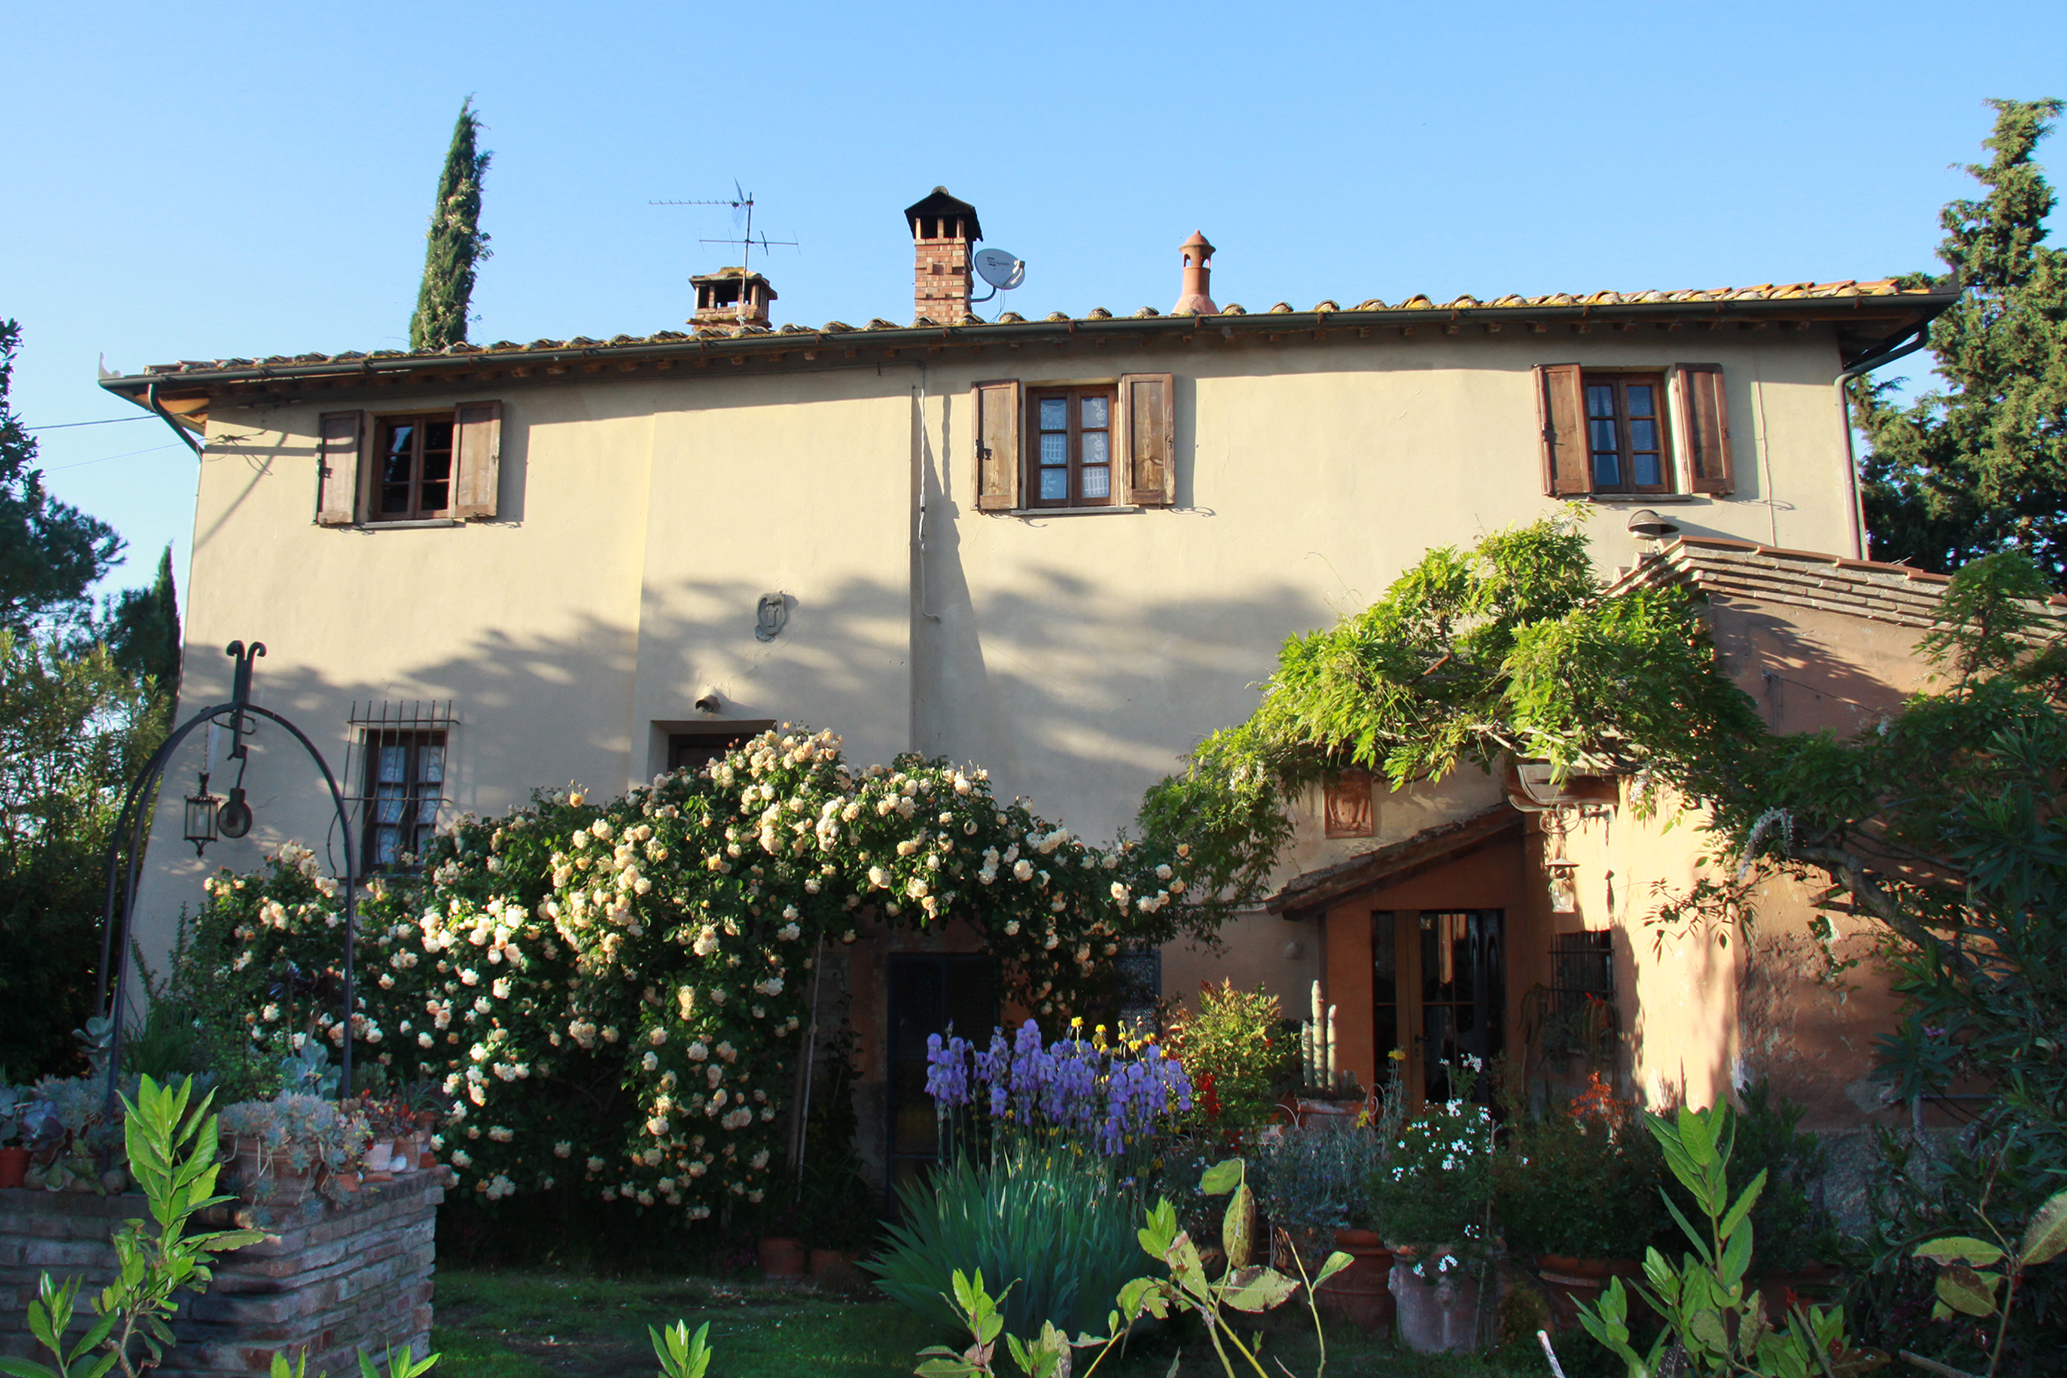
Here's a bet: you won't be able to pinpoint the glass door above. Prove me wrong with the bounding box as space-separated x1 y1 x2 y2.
1374 910 1505 1107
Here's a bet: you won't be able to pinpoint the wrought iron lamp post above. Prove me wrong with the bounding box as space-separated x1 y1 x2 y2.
98 641 362 1116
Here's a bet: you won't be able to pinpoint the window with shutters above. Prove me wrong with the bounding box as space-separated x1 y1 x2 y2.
1536 364 1733 499
971 373 1176 513
361 730 446 870
316 401 503 526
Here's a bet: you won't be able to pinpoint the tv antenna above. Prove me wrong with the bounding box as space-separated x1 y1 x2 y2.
650 181 799 324
971 247 1026 316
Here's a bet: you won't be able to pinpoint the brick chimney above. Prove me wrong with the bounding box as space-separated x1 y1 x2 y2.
689 267 775 329
1172 232 1217 315
904 186 982 324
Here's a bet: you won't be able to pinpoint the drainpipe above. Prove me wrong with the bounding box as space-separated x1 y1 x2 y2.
144 381 203 456
1835 324 1933 561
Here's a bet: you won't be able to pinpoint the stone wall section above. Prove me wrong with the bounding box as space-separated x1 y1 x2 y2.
0 1176 443 1378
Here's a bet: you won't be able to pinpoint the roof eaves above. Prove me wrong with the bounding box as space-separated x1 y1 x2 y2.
98 283 1959 402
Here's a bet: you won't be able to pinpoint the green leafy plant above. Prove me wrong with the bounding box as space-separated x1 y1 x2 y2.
1575 1104 1880 1377
649 1320 713 1378
1 1075 266 1378
910 1158 1354 1378
1908 1187 2067 1378
868 1145 1148 1341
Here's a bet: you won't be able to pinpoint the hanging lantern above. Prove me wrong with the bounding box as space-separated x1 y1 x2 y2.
182 775 219 855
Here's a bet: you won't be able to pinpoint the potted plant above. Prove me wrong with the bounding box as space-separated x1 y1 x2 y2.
1253 1122 1391 1333
1365 1078 1497 1353
1493 1073 1665 1331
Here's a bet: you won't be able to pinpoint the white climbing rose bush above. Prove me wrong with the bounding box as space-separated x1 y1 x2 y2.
181 727 1202 1219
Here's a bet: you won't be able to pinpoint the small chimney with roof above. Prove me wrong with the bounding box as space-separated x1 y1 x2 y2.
690 267 776 329
905 186 982 324
1172 232 1217 315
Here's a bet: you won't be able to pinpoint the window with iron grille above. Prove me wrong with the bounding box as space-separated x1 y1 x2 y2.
362 730 445 869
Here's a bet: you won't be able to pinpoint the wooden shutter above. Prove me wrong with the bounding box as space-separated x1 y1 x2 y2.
1536 364 1589 496
451 401 503 519
972 380 1021 512
315 410 363 525
1117 372 1176 506
1677 364 1733 495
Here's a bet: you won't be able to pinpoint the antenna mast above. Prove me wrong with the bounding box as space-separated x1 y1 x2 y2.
651 183 798 325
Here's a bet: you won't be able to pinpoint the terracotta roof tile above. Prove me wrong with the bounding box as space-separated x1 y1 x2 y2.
128 278 1946 378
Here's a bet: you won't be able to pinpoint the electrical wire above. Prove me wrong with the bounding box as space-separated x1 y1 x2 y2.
46 441 184 471
26 415 153 431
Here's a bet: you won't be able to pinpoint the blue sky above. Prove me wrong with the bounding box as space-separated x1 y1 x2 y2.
4 0 2061 612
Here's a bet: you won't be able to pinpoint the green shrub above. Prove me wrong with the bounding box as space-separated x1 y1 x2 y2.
1252 1126 1383 1236
1495 1078 1665 1261
1166 980 1295 1133
867 1147 1146 1340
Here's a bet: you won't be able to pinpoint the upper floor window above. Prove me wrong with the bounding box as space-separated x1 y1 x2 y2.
970 374 1176 512
315 401 503 526
374 415 457 521
1584 374 1669 493
1537 364 1733 498
1029 386 1117 507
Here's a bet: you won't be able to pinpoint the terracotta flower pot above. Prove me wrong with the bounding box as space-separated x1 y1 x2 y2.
1315 1228 1394 1335
1536 1255 1639 1332
230 1138 317 1205
809 1247 862 1288
758 1236 807 1279
0 1146 30 1190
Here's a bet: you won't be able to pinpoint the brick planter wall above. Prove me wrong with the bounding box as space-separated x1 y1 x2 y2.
0 1174 444 1378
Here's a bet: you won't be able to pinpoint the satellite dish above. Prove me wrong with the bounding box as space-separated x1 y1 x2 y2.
974 248 1025 291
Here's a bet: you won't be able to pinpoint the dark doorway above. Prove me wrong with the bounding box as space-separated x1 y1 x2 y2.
1419 910 1504 1104
885 954 997 1199
1374 909 1505 1107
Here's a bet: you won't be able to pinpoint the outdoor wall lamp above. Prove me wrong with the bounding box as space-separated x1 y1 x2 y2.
182 774 219 855
217 786 253 839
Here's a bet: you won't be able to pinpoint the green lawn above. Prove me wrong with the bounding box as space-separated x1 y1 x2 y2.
429 1270 1585 1378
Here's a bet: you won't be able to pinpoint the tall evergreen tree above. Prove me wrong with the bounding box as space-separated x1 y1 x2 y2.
0 320 123 634
105 545 181 704
1855 99 2067 583
407 99 492 353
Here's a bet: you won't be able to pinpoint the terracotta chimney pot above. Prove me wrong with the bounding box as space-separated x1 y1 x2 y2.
1172 231 1217 316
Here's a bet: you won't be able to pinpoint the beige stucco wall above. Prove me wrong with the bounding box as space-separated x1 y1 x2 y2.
132 326 1864 988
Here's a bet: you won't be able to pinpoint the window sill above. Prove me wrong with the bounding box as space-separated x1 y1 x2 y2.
1587 494 1708 506
362 518 463 529
1006 505 1144 518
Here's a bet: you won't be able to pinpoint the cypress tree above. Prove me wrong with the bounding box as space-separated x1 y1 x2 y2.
106 544 181 704
1855 98 2067 583
407 99 492 353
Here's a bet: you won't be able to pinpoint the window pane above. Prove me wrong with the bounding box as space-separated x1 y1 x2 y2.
1081 396 1109 428
1039 398 1067 430
1588 418 1619 453
1634 453 1662 487
1631 418 1658 452
1593 452 1623 487
1082 432 1109 467
376 743 407 783
372 825 400 868
1586 385 1616 418
1081 466 1110 499
418 742 444 784
1039 468 1068 500
1040 433 1068 466
1626 385 1656 417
